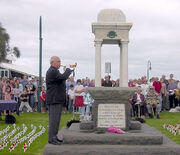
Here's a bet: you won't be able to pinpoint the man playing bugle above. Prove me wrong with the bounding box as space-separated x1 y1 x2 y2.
46 56 76 145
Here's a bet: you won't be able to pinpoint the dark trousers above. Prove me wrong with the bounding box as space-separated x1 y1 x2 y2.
14 97 21 111
29 94 34 109
48 103 62 142
0 92 4 100
169 94 178 108
66 94 69 111
161 94 167 110
68 99 74 113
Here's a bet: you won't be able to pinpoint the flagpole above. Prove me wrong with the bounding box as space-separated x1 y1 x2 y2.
37 16 42 112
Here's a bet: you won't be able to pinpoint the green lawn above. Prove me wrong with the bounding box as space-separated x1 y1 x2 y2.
145 112 180 145
0 112 73 155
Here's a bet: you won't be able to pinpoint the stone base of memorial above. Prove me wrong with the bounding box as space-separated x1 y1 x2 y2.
44 123 180 155
89 87 135 131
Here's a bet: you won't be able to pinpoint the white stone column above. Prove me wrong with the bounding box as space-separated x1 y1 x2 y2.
120 41 129 87
95 40 102 87
119 44 122 87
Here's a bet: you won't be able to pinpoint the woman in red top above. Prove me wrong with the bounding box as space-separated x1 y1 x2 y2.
74 79 85 117
128 80 136 87
153 77 162 94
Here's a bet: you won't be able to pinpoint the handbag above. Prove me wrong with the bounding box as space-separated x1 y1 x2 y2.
5 114 16 124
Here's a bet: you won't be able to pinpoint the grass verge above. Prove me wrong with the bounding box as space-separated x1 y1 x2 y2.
145 112 180 145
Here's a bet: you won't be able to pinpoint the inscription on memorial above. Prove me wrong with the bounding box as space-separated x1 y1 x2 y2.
97 104 125 129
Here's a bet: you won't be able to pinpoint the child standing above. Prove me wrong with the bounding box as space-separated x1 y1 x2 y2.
68 84 75 113
40 86 46 113
83 87 94 117
4 85 12 115
19 88 33 112
12 83 21 104
4 85 12 100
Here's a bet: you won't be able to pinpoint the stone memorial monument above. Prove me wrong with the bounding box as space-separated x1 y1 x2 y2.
44 9 180 155
92 9 132 87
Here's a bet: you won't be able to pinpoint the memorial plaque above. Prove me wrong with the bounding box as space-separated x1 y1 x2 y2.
97 104 126 129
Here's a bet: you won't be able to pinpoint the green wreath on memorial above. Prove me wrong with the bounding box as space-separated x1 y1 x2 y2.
107 31 117 38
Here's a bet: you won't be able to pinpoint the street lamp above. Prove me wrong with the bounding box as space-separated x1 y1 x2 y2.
147 60 152 83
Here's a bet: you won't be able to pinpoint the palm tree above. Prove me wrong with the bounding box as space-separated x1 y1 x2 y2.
0 23 21 62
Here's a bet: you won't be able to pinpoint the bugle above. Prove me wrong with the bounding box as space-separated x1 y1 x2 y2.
61 63 77 71
60 64 66 68
60 63 77 68
70 62 77 68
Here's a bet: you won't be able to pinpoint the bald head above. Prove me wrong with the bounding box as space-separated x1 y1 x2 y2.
50 56 61 69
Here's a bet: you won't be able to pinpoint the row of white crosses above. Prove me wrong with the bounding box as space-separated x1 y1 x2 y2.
25 125 46 152
0 124 22 149
9 124 33 152
0 124 27 150
162 123 180 136
0 124 46 152
0 126 11 138
10 124 27 144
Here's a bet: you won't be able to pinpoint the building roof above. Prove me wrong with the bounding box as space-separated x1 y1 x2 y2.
0 62 38 77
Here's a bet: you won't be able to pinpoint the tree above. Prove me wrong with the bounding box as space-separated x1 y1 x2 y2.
0 23 21 62
13 47 21 58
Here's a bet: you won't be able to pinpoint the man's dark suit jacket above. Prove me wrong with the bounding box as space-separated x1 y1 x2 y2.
46 66 72 105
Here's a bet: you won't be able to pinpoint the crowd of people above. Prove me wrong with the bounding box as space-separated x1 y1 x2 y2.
129 74 180 119
0 73 180 119
0 75 46 114
66 77 94 119
65 73 180 120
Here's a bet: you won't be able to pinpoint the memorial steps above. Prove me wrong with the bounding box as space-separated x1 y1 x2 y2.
44 145 179 155
44 123 180 155
62 124 163 145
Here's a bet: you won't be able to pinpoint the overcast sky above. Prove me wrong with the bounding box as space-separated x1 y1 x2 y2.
0 0 180 80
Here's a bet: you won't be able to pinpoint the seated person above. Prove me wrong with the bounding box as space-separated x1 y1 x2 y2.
132 87 146 119
146 86 161 119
